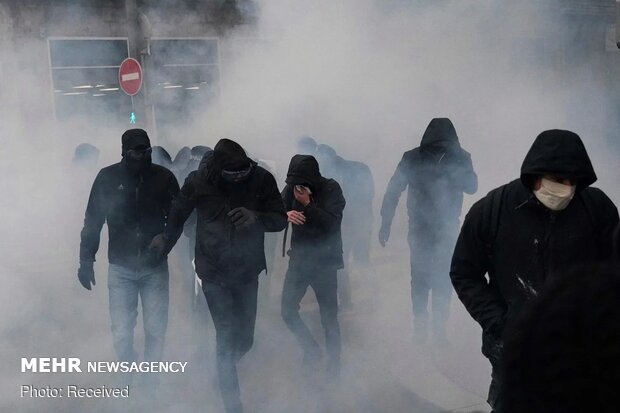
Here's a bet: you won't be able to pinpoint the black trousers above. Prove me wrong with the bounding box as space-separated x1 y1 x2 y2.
202 279 258 413
281 261 341 367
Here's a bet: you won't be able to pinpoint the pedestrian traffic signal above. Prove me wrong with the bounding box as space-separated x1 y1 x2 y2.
129 112 136 124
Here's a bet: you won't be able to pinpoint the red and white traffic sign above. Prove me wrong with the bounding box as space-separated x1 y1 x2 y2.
118 58 142 96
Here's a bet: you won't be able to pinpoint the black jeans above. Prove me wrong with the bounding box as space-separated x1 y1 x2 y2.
281 261 341 369
202 279 258 413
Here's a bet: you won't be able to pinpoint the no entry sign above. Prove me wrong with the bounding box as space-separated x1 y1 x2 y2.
118 58 142 96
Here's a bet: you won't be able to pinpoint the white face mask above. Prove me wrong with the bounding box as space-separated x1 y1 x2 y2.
533 178 576 211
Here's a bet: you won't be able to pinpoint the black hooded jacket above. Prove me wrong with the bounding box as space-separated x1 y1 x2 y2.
164 139 287 286
450 130 619 341
381 118 478 236
283 155 346 268
79 159 180 269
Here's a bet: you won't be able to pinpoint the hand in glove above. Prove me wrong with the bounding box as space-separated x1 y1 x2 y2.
149 233 168 259
228 207 258 228
78 261 96 290
378 224 391 247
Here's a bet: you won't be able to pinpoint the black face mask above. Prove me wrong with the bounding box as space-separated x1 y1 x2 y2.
221 163 253 183
124 147 152 173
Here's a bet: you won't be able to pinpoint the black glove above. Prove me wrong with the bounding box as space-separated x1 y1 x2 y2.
77 261 96 290
378 224 390 247
148 233 168 260
228 207 258 228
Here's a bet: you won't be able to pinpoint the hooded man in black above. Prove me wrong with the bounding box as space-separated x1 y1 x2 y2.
155 138 286 413
78 128 180 369
151 145 172 169
450 129 619 412
379 118 477 344
281 155 346 376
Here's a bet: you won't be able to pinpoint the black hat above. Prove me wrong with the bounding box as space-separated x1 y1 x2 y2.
122 129 151 153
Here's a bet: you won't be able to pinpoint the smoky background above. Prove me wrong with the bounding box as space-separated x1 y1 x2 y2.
1 0 619 412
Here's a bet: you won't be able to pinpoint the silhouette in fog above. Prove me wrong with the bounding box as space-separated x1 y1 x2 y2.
450 129 619 413
501 265 620 413
152 138 287 413
177 145 212 183
151 145 172 169
297 135 318 155
315 144 375 309
78 129 180 373
281 154 345 377
172 146 191 183
72 143 100 169
379 118 477 344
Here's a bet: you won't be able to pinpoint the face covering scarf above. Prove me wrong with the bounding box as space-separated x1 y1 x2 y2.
221 163 253 183
533 178 576 211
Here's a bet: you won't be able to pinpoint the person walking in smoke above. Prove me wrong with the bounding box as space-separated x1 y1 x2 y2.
316 143 374 310
72 143 100 171
151 138 287 413
281 154 346 377
77 129 180 379
151 145 173 169
379 118 477 345
297 135 318 155
450 129 619 412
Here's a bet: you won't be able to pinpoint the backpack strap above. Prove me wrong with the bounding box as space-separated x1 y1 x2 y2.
483 185 506 261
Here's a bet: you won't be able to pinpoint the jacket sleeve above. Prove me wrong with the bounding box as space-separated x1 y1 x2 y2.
303 181 346 236
163 173 197 251
450 199 507 336
164 170 181 217
79 171 107 263
282 184 293 211
257 171 288 232
459 151 478 195
380 154 408 229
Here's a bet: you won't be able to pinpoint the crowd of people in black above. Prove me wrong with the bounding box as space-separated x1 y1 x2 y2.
75 120 620 413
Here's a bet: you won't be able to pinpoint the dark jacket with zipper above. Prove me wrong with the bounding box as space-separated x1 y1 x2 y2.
79 160 180 269
381 118 477 238
450 130 619 349
164 145 287 286
283 155 346 269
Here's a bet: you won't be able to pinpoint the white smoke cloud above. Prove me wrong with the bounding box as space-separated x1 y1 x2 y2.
1 1 619 412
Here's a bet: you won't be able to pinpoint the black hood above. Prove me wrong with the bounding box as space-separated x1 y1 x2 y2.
420 118 460 148
286 155 323 189
520 129 597 190
213 138 251 171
